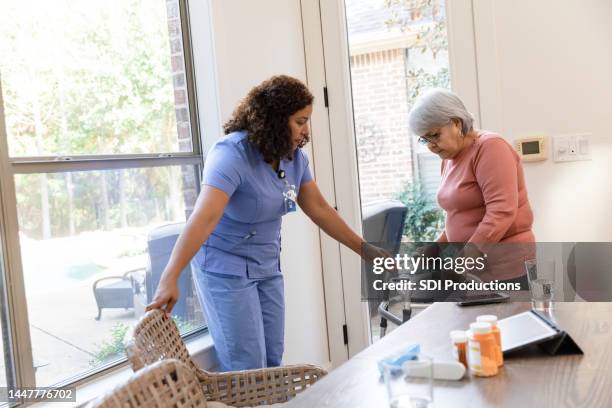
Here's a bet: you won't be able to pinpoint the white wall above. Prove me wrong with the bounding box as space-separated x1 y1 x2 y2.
194 0 330 368
473 0 612 241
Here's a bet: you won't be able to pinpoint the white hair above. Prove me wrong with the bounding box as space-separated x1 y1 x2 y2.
408 88 474 136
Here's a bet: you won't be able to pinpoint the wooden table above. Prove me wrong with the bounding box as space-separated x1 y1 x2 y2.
286 302 612 407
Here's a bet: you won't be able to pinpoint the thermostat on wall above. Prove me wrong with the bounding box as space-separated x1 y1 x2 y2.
514 136 547 162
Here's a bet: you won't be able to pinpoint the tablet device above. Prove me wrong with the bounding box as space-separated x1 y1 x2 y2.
453 291 510 306
498 310 560 353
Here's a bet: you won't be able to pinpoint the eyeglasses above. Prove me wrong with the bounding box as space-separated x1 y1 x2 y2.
417 132 441 145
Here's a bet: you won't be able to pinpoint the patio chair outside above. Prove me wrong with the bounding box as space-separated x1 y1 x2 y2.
92 267 146 320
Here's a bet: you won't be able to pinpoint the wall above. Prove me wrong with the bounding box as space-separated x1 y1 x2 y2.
474 0 612 241
197 0 331 368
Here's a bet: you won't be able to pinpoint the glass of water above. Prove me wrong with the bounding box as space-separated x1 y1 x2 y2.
381 354 433 408
525 259 555 311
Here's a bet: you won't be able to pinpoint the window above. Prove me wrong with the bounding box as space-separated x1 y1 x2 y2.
345 0 449 240
0 227 17 391
344 0 451 341
0 0 204 390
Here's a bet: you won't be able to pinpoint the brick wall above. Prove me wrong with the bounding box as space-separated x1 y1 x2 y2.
350 49 415 205
166 0 197 218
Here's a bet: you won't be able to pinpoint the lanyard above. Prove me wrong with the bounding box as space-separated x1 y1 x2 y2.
278 170 297 213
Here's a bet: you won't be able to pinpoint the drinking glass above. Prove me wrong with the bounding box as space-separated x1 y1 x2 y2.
381 353 433 408
525 259 555 311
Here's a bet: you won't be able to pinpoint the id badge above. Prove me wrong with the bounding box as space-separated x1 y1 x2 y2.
283 183 297 213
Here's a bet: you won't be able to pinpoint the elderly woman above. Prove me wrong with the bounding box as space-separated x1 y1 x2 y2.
408 89 534 286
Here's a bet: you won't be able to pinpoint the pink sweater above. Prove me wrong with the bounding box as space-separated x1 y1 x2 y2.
437 132 535 279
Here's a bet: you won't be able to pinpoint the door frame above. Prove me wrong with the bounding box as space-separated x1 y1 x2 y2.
300 0 353 367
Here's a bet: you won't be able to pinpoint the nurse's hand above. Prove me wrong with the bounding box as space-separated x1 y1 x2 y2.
146 278 180 315
361 242 392 262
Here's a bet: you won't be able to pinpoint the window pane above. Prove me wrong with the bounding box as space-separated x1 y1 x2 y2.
344 0 450 343
14 166 204 386
1 234 16 390
346 0 450 207
0 0 193 157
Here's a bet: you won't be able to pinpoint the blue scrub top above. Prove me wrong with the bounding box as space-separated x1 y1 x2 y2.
197 131 313 278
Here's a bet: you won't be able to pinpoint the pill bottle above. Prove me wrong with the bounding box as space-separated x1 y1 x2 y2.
468 322 498 377
477 315 503 367
450 330 468 368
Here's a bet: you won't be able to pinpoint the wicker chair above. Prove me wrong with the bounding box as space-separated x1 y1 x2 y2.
84 359 208 408
125 310 327 407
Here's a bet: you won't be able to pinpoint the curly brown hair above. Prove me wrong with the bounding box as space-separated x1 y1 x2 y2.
223 75 314 163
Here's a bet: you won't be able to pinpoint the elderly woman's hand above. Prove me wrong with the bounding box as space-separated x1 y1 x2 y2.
456 243 486 278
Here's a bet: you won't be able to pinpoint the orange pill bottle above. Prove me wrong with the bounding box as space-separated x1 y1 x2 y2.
477 315 503 367
468 322 498 377
450 330 468 368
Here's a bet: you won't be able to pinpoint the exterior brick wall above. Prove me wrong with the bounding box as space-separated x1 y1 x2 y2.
350 49 415 205
166 0 197 219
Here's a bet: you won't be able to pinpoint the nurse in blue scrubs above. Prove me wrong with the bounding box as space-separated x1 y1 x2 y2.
147 75 386 371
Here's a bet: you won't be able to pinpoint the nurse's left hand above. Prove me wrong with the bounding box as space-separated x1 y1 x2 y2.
361 242 393 262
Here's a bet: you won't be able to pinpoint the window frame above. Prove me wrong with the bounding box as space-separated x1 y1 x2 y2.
0 0 204 392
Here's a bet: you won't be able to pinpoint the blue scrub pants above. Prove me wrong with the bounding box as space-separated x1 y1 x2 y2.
192 270 285 371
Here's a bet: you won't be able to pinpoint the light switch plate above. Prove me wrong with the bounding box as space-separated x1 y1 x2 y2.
552 134 591 162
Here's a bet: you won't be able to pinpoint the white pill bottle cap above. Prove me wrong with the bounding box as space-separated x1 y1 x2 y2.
470 322 492 334
450 330 468 343
476 315 498 326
